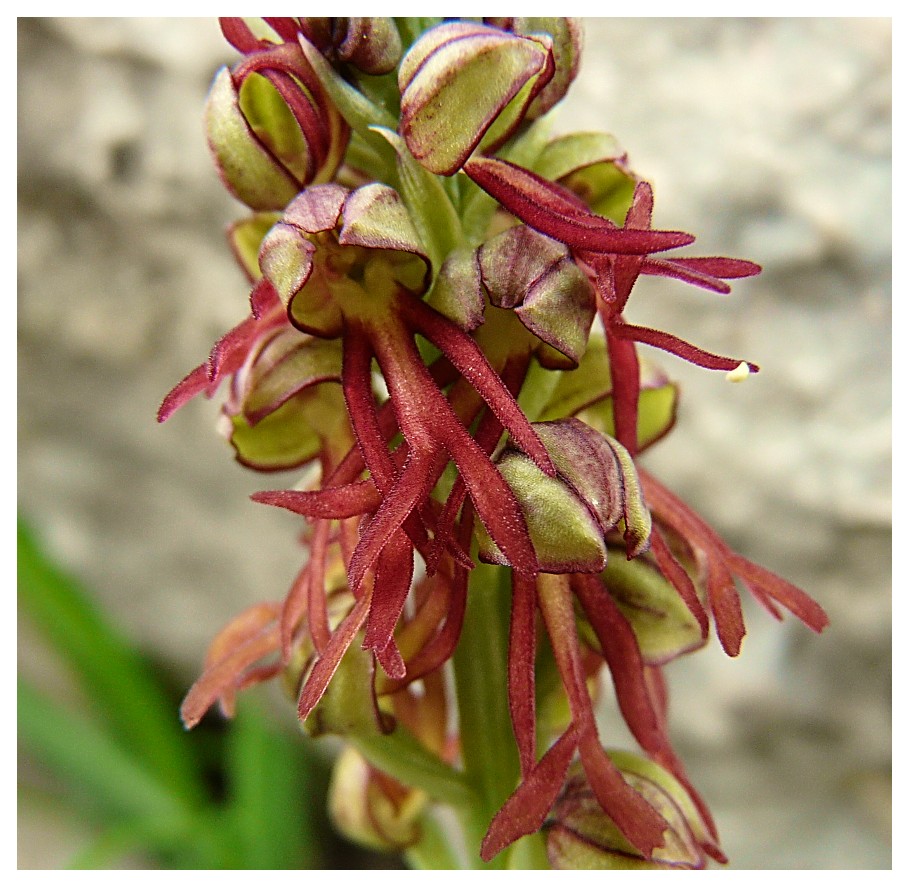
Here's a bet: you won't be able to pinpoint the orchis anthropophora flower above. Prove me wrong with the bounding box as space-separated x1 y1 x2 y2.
161 17 829 870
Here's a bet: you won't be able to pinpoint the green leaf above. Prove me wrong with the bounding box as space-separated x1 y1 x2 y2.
223 701 328 869
17 519 205 805
18 679 188 824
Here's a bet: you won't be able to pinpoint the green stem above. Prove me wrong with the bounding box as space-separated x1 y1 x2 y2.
351 727 476 810
452 561 521 869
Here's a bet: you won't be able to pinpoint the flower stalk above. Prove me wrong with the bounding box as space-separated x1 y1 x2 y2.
161 17 828 870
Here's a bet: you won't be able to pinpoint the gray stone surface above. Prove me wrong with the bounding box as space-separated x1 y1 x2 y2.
18 18 891 868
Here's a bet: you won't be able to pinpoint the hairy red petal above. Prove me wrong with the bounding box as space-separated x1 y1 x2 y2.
157 363 208 423
727 553 829 633
611 321 760 375
252 481 381 519
465 157 694 254
509 572 538 777
648 528 710 640
481 726 581 861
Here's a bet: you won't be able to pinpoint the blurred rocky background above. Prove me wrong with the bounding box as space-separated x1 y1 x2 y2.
18 18 891 868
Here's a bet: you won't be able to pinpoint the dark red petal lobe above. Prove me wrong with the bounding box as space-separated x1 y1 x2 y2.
509 572 538 777
251 481 381 519
577 729 669 859
611 321 760 375
346 452 437 595
573 574 669 759
464 157 694 254
480 726 581 862
374 638 407 682
605 325 642 455
181 619 280 729
399 296 555 477
369 316 540 575
363 530 415 663
306 520 333 653
280 562 310 661
262 17 301 43
207 314 262 385
648 528 710 640
726 553 829 633
297 589 372 721
641 472 746 656
157 363 208 423
250 276 282 319
664 256 762 278
220 17 266 52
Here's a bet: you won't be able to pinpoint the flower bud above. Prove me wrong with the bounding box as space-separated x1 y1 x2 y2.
478 418 651 571
478 225 595 368
205 42 349 211
221 327 346 471
300 17 403 75
547 756 716 869
399 22 555 175
328 747 426 852
485 18 582 118
258 183 431 336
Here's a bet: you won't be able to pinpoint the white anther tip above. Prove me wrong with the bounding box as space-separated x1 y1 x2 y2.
726 361 751 383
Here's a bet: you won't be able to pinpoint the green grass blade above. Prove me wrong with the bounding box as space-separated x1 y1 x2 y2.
17 517 205 804
222 702 330 869
18 678 189 824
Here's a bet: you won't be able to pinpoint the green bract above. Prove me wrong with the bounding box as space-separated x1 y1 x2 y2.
399 22 555 175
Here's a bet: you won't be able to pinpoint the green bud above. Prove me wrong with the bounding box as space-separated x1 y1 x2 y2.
478 418 652 571
399 22 555 175
547 756 714 869
485 18 582 119
328 747 426 852
478 225 595 367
